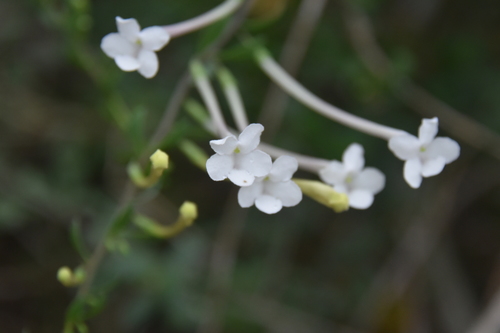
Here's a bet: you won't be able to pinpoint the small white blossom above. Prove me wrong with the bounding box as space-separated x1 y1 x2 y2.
319 143 385 209
388 117 460 188
238 156 302 214
206 123 272 187
101 17 170 78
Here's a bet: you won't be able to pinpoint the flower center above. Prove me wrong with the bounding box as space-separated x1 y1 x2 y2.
233 147 241 154
420 146 426 152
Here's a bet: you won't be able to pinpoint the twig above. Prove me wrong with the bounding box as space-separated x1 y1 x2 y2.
258 0 328 140
340 1 500 160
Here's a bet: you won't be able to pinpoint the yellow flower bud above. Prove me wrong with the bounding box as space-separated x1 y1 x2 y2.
57 266 86 287
179 201 198 226
150 149 169 170
57 266 73 287
128 149 169 189
293 179 349 213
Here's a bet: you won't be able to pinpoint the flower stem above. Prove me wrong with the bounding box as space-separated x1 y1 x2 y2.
259 142 329 173
217 67 249 132
252 46 407 140
164 0 243 38
190 60 231 138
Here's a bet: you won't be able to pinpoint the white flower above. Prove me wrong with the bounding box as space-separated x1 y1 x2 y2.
319 143 385 209
238 156 302 214
388 117 460 188
206 123 272 187
101 17 170 78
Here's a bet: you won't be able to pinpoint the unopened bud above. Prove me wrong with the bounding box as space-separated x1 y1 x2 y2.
179 201 198 226
150 149 169 170
293 179 349 213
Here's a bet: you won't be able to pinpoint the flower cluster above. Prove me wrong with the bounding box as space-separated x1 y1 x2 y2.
206 124 302 214
319 143 385 209
99 11 462 215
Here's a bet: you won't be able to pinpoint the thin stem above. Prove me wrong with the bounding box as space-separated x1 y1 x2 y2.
258 0 328 140
217 67 249 132
163 0 243 38
259 142 329 173
147 72 192 154
191 61 231 138
253 47 407 140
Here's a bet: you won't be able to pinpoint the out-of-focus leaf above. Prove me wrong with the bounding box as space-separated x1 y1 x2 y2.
107 206 133 239
195 18 228 52
70 218 90 261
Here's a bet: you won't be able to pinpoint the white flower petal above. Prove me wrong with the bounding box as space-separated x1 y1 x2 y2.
425 137 460 164
101 33 137 58
237 123 264 154
255 194 283 214
139 26 170 51
269 156 298 182
352 167 385 194
209 135 238 155
206 154 233 181
319 160 346 186
137 49 159 78
388 134 421 160
114 55 141 71
334 184 348 194
237 150 272 178
421 156 446 177
348 190 374 209
342 143 365 173
404 158 423 188
266 181 302 207
228 169 255 186
116 17 140 42
419 117 439 146
238 182 263 208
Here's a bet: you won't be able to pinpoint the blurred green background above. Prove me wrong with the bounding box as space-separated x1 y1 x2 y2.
1 0 500 332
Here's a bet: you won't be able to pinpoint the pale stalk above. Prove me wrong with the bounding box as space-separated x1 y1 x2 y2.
254 48 407 140
190 61 231 138
217 67 249 132
164 0 243 38
259 142 329 173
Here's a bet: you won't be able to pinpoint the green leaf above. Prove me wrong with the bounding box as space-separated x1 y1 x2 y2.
70 218 91 261
107 206 133 239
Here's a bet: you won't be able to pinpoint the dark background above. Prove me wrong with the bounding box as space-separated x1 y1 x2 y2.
1 0 500 332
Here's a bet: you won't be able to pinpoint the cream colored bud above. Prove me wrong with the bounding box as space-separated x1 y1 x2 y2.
293 179 349 213
179 201 198 226
150 149 169 170
57 266 73 287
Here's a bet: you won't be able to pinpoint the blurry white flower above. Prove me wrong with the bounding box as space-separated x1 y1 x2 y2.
101 17 170 78
206 123 272 187
238 156 302 214
319 143 385 209
388 117 460 188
